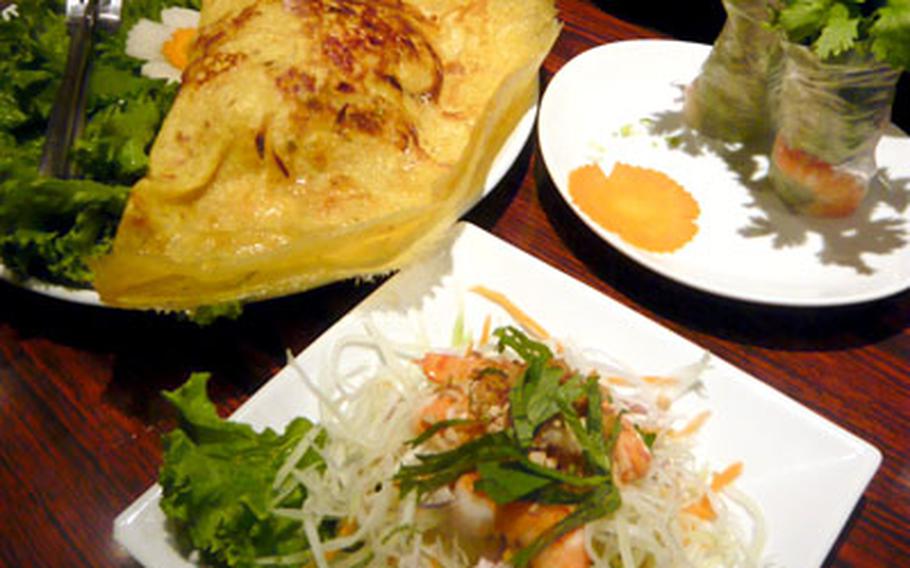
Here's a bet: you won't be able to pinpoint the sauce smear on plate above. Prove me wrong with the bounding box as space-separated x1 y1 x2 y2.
569 162 699 253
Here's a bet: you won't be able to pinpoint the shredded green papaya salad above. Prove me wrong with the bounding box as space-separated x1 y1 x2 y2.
0 0 200 287
158 313 766 567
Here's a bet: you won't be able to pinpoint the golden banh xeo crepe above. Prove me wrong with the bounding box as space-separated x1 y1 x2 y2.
93 0 559 309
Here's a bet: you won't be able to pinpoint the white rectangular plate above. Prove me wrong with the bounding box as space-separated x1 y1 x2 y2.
114 222 881 568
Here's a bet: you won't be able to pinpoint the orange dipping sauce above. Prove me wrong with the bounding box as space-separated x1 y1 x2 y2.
568 162 699 253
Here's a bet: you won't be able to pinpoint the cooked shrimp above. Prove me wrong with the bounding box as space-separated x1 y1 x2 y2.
770 135 866 217
450 473 497 539
416 352 522 439
415 353 486 432
534 528 588 568
419 353 489 385
448 475 590 567
496 502 591 568
612 420 652 484
417 390 468 428
419 353 523 386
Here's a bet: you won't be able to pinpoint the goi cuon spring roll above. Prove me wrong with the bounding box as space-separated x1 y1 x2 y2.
683 0 781 143
686 0 909 218
768 0 908 217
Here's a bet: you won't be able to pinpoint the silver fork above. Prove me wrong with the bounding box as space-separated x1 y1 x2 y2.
39 0 122 178
97 0 122 33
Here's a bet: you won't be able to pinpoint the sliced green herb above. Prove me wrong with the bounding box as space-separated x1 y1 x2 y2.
474 461 554 504
511 485 621 568
558 377 610 475
407 418 479 448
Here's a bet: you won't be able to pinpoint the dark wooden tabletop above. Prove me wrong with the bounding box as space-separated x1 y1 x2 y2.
1 2 908 567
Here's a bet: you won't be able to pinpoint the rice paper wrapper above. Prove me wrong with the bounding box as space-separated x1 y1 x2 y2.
770 43 900 217
683 0 781 142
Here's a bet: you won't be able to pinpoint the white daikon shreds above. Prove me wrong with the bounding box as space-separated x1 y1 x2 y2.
262 321 470 567
583 434 764 568
563 344 765 567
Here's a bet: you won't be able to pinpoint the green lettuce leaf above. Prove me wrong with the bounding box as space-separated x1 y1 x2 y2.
72 93 168 182
183 302 245 326
0 175 128 286
0 0 200 288
159 373 324 567
871 0 910 69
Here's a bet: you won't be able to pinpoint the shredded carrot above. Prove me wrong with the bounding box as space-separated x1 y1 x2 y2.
479 314 492 346
711 462 743 493
339 518 357 537
326 519 358 560
568 162 699 253
642 375 679 387
683 494 717 521
657 394 672 411
470 285 550 340
607 376 633 387
670 410 711 438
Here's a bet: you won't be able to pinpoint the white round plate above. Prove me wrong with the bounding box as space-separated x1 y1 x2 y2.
0 264 101 306
539 39 910 307
0 102 538 307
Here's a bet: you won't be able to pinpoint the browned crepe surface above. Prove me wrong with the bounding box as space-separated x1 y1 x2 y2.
93 0 559 309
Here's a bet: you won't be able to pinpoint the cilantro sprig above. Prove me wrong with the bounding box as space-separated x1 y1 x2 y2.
771 0 910 69
396 327 624 567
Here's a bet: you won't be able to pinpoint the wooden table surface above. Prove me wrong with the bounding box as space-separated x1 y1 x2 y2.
1 2 908 567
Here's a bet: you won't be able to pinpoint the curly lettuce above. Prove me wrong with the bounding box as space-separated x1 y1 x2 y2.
0 174 128 285
160 373 326 567
0 0 198 287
